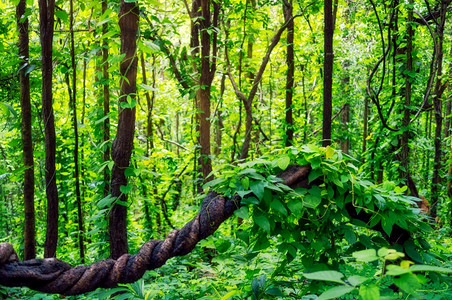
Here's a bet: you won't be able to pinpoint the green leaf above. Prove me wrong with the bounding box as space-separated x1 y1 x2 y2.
359 284 379 300
55 9 69 22
393 273 420 294
97 195 116 209
348 275 369 286
234 206 249 220
409 265 452 273
385 265 411 276
277 155 291 170
352 249 378 262
318 285 354 300
304 194 322 209
270 199 288 216
254 214 271 233
120 184 132 195
250 181 266 200
303 270 346 284
381 216 394 236
241 177 250 190
287 199 303 214
325 145 335 159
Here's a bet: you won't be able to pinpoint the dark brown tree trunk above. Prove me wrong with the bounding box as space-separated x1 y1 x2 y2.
17 0 36 260
39 0 59 259
69 0 85 263
322 0 334 147
399 0 413 183
109 0 139 259
195 0 219 182
430 1 449 219
341 103 350 154
284 0 294 147
102 0 111 198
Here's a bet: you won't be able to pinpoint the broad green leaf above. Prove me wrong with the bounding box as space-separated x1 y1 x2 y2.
250 181 266 200
276 155 291 170
120 184 132 195
303 270 346 284
304 194 321 209
287 199 303 214
318 285 354 300
359 284 379 300
409 265 452 273
393 273 420 294
241 177 250 190
353 249 378 262
55 9 69 22
234 206 249 220
254 214 271 233
325 146 335 159
348 275 369 286
386 265 411 276
270 199 288 216
97 195 115 209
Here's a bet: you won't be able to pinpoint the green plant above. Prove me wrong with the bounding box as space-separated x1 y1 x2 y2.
302 247 452 299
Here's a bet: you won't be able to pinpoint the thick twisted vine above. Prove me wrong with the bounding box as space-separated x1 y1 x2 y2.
0 165 412 295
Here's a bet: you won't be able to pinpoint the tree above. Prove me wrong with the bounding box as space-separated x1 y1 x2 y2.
39 0 59 259
109 0 139 259
322 0 334 147
17 0 35 260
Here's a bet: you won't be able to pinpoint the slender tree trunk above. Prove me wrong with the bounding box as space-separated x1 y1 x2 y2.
39 0 59 259
341 103 350 154
322 0 334 147
17 0 36 260
399 0 413 183
362 97 368 160
284 0 294 147
109 0 139 259
102 0 111 198
430 0 449 218
140 53 155 234
69 0 85 262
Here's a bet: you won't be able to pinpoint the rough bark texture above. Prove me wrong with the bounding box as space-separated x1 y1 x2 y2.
109 1 139 259
322 0 334 147
39 0 59 259
17 0 36 260
0 164 414 296
284 0 294 147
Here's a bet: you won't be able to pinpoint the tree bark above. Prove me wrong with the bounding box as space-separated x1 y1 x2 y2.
39 0 59 259
17 0 36 260
69 0 85 263
284 0 294 147
430 0 449 218
340 103 350 154
109 0 139 259
322 0 334 147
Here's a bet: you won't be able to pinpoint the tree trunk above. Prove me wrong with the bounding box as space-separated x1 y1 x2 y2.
340 103 350 154
109 0 139 259
17 0 36 260
322 0 334 147
284 0 294 147
399 0 413 183
430 1 448 218
69 0 85 263
39 0 59 259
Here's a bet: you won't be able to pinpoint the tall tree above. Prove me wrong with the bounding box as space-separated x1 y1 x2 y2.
39 0 59 258
322 0 334 147
17 0 36 260
283 0 294 147
68 0 85 262
102 0 111 198
109 0 139 259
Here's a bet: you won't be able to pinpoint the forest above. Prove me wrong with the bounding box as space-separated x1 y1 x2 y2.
0 0 451 298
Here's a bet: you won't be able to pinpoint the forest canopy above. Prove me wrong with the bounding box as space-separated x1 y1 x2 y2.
0 0 451 298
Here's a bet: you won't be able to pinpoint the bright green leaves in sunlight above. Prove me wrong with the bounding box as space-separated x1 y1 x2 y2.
204 145 432 277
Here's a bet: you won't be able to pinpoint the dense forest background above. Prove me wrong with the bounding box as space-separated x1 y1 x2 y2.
0 0 451 298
